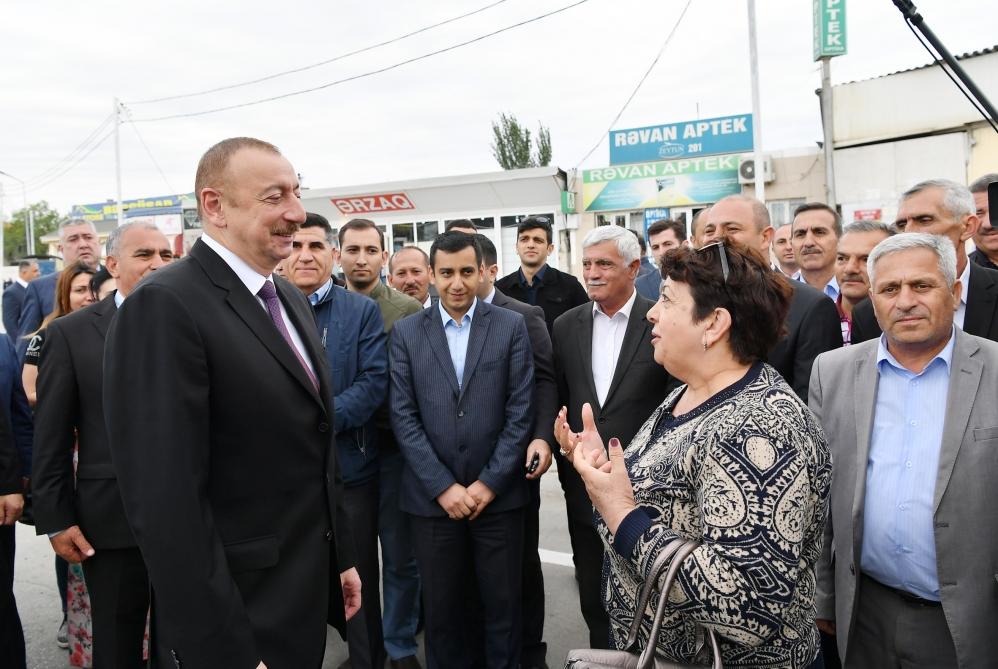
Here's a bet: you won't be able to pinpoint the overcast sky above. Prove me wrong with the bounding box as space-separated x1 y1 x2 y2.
1 0 996 216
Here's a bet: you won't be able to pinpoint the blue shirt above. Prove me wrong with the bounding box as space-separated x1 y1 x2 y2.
860 328 955 601
308 279 333 306
517 264 547 306
792 271 840 302
439 298 477 390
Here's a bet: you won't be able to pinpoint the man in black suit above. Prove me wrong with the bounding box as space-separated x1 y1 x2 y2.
103 137 360 669
851 178 998 344
390 232 534 669
32 221 174 668
474 233 556 668
702 195 842 399
17 219 100 356
3 260 38 343
551 225 675 649
0 359 26 669
496 216 589 334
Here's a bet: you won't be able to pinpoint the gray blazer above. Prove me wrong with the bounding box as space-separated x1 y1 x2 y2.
809 328 998 667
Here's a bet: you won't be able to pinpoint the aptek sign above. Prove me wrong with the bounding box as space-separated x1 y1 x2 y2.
331 192 415 215
609 114 753 165
813 0 847 61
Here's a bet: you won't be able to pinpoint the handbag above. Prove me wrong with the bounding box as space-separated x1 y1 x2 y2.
565 538 722 669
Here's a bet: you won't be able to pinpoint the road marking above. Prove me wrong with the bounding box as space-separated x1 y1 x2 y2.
538 548 575 567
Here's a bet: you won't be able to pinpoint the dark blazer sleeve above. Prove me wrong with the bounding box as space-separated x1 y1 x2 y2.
104 283 259 667
0 386 18 495
31 322 79 534
389 323 458 501
333 300 387 434
524 306 557 446
3 286 20 342
566 272 591 308
476 316 534 495
849 298 880 344
16 281 44 357
791 295 841 400
1 337 31 477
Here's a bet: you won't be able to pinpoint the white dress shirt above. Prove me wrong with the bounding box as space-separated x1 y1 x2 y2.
955 259 970 330
201 234 316 378
591 289 637 406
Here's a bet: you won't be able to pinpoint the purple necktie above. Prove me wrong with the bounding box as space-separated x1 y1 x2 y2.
257 280 319 390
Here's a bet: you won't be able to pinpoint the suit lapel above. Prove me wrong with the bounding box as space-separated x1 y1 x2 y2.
276 278 325 408
575 304 599 408
421 309 460 397
963 263 998 337
459 303 492 400
851 346 879 559
91 294 118 340
603 296 651 408
934 330 981 513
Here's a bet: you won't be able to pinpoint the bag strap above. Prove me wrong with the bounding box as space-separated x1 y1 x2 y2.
636 539 723 669
622 536 687 650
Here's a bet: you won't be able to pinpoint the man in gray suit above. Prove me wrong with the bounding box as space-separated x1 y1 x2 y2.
390 231 534 669
810 232 998 668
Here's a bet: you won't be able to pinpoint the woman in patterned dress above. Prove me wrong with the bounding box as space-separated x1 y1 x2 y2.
555 240 831 668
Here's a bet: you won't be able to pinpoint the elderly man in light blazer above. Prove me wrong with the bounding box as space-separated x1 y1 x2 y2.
809 232 998 668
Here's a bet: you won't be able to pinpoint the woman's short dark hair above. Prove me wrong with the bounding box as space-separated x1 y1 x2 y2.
90 266 114 299
661 240 792 365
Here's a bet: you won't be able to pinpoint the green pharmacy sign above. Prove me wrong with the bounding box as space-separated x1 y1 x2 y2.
582 155 742 212
813 0 847 60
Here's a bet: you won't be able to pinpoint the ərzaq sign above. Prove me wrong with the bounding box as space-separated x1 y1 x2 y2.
609 114 753 165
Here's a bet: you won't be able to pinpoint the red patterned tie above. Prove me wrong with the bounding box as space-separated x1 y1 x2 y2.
257 280 319 390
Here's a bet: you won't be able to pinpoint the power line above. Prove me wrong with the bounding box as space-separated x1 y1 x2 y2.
23 113 115 187
121 107 177 193
129 0 592 123
573 0 694 168
28 129 115 193
126 0 510 105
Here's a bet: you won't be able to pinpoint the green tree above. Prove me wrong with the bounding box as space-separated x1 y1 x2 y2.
4 201 62 263
491 113 552 169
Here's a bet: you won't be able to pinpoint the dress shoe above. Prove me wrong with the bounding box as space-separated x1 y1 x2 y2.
389 656 422 669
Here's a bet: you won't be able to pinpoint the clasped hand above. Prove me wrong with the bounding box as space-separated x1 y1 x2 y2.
436 481 495 521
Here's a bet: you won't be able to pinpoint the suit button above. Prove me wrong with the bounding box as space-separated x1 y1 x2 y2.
599 417 607 424
325 473 331 485
849 563 855 576
324 530 333 541
458 410 465 418
318 422 329 433
458 445 467 453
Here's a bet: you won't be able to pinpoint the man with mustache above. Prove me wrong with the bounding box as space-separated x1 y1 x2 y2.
791 202 842 300
388 246 433 308
811 232 998 667
103 137 360 669
851 179 998 344
834 221 894 345
969 173 998 271
550 225 675 649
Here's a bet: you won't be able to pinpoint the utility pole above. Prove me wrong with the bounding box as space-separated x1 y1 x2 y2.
820 59 837 208
114 97 124 226
747 0 765 204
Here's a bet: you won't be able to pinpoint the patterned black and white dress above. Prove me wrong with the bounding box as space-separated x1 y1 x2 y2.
602 362 831 668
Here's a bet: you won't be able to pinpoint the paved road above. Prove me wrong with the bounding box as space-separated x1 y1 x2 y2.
13 462 590 668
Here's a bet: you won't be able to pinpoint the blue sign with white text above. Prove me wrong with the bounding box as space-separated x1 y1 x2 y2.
609 114 753 165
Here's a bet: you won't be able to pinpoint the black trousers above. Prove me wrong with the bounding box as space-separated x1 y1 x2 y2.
411 509 524 669
80 546 150 669
520 477 546 666
0 525 26 669
341 478 385 669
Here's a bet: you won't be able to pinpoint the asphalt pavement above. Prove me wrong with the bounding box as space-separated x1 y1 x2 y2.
13 462 589 668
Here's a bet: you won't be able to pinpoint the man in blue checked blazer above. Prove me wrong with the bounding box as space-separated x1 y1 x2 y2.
390 231 534 669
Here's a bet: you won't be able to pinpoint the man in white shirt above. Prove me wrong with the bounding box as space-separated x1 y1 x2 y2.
2 260 38 343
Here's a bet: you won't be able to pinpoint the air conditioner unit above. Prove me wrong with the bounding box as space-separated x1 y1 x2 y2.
738 157 775 184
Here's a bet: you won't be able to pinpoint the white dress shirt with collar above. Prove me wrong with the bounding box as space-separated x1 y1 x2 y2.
201 234 316 378
483 286 496 304
955 259 970 330
15 277 28 289
591 288 637 406
423 294 433 309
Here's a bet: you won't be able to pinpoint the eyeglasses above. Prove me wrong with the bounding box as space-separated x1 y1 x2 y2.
697 241 730 284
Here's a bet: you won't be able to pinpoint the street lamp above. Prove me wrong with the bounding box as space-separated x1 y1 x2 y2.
0 169 34 265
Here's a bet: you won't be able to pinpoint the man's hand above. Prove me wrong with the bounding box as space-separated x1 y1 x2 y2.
816 619 836 636
0 493 24 525
525 439 552 480
49 525 95 563
436 483 477 520
340 567 362 621
466 481 496 521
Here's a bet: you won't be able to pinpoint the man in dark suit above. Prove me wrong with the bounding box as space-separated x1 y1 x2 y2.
0 335 28 669
635 219 686 301
16 219 100 356
551 225 675 649
703 195 842 399
3 260 38 343
103 137 360 669
32 221 173 668
851 178 998 344
474 233 556 668
496 216 589 333
390 232 534 669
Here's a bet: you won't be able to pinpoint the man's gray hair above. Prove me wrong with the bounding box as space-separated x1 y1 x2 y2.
59 218 96 240
969 173 998 194
842 220 896 237
582 225 641 264
902 179 975 219
714 194 771 231
106 221 161 257
867 233 957 289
